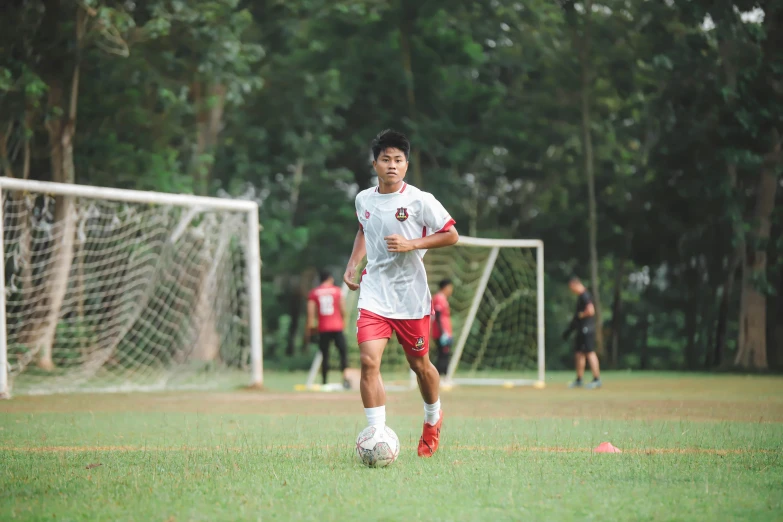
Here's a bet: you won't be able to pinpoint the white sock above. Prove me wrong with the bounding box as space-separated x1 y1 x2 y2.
424 399 441 425
365 406 386 427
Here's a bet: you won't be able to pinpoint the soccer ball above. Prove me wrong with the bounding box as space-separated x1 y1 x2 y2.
355 425 400 468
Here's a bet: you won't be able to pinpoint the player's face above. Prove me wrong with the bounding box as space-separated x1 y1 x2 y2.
443 284 454 297
373 147 408 188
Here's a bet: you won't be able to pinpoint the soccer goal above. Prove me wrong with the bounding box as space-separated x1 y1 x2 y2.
0 178 263 398
303 236 544 390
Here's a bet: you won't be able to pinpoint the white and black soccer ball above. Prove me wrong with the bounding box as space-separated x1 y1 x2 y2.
355 425 400 468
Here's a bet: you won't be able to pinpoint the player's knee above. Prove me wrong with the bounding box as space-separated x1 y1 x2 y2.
360 352 381 374
407 355 430 376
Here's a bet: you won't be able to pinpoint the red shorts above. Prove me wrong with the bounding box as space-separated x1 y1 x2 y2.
356 309 431 357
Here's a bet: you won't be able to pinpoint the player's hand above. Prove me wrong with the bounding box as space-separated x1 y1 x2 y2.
385 234 414 253
343 266 360 291
439 334 452 346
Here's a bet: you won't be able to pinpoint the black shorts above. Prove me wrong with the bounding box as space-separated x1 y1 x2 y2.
575 330 595 353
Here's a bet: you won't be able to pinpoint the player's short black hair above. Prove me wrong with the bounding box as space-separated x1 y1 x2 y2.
568 275 581 284
371 129 410 161
439 278 453 289
320 270 333 283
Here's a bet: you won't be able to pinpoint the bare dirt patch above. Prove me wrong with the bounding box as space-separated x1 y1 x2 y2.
1 376 782 422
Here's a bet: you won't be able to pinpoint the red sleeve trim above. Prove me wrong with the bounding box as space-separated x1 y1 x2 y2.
422 226 427 237
436 218 456 234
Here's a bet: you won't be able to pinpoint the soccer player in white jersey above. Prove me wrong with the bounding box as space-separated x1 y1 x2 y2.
343 129 458 457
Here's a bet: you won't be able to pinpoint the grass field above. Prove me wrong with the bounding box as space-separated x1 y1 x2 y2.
1 371 782 521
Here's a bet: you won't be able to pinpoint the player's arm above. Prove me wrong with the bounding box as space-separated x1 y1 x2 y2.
434 309 452 346
578 302 595 319
385 226 458 252
340 294 347 320
304 298 317 345
435 309 444 333
562 315 578 340
386 193 458 252
307 300 317 330
343 228 366 291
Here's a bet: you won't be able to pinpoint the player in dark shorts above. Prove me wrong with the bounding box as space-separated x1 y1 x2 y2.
307 271 349 387
562 276 602 389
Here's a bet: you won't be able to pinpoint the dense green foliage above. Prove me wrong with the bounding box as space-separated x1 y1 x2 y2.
1 0 781 371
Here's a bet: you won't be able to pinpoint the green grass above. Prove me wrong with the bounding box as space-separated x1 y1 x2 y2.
1 372 782 521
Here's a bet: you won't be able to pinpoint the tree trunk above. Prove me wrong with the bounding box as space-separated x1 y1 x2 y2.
684 278 699 370
0 121 14 178
36 70 79 370
284 275 302 357
289 158 305 219
578 0 604 355
609 256 625 368
735 130 780 370
1 111 36 354
192 227 235 363
639 314 649 370
191 82 226 196
715 252 741 367
774 260 783 370
399 13 424 188
714 161 745 368
705 301 715 369
33 4 84 370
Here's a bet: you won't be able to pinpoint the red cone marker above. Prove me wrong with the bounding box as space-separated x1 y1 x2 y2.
593 442 622 453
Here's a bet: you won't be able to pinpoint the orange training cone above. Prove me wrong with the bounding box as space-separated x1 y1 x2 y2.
593 442 622 453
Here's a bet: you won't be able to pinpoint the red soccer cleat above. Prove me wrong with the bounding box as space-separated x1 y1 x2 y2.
417 411 443 457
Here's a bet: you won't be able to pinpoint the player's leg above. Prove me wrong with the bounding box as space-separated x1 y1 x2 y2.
570 344 586 388
407 351 440 404
584 334 602 389
334 332 350 389
356 309 393 426
395 317 443 457
335 332 349 373
318 332 332 385
359 338 387 408
434 339 450 375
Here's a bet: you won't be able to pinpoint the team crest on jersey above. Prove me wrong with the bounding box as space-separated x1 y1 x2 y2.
395 207 409 222
365 210 370 219
413 337 425 351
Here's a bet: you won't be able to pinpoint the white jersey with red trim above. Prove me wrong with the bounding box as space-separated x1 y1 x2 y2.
355 182 455 319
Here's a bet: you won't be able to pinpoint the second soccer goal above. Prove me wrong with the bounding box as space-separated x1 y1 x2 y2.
308 236 544 389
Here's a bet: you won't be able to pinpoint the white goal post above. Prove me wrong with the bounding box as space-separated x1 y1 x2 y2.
302 236 544 390
444 237 544 387
0 178 264 398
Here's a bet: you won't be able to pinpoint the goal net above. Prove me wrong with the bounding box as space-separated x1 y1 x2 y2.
0 179 263 398
304 237 544 390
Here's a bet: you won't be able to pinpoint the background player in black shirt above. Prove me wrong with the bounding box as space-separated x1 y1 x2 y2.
562 276 602 388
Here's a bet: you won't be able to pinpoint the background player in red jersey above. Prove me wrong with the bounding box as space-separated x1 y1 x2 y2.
306 271 349 387
343 129 459 458
432 279 454 375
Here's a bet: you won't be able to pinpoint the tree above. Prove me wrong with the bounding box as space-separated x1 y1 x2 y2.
734 2 783 369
